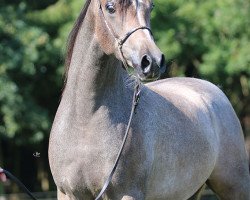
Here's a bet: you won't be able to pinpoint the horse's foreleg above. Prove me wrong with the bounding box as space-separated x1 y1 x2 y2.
206 147 250 200
187 184 205 200
207 177 250 200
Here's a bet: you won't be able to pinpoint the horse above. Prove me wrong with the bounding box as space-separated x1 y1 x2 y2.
48 0 250 199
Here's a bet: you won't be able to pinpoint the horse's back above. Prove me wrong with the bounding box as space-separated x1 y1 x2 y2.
146 77 230 107
146 77 250 199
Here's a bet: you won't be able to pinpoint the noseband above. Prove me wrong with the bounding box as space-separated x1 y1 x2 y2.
98 0 153 70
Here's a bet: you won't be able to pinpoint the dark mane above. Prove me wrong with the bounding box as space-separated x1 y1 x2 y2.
64 0 91 84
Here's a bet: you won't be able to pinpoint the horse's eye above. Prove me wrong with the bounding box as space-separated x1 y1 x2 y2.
106 2 116 14
150 3 155 12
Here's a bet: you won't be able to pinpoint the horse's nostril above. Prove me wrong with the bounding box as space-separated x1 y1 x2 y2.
159 54 167 74
141 55 152 74
160 54 166 67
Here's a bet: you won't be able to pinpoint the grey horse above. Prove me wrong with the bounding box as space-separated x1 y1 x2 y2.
49 0 250 199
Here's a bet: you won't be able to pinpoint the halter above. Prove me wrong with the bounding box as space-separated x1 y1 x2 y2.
98 0 153 70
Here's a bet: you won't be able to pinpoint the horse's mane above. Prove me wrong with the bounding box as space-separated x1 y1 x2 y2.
64 0 91 84
64 0 134 84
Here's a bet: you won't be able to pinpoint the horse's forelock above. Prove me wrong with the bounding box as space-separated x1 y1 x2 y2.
119 0 131 8
119 0 138 12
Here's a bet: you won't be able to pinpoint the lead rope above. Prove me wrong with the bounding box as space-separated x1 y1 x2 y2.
1 169 38 200
95 80 141 200
94 2 147 200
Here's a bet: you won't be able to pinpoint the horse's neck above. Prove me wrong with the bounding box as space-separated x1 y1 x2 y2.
62 17 131 122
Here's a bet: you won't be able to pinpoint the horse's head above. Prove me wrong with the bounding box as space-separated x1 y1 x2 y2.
94 0 166 81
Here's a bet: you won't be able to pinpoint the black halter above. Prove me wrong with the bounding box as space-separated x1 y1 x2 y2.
98 0 153 70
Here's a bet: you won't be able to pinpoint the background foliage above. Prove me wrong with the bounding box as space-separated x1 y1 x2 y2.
0 0 249 194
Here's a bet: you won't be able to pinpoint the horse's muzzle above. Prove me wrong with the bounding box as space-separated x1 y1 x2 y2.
137 54 166 81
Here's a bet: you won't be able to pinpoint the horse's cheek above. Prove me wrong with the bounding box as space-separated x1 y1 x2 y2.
95 22 115 55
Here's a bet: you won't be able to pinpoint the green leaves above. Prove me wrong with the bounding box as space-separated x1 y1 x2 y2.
0 2 58 142
0 0 249 143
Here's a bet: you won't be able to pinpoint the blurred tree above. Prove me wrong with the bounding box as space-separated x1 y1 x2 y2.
0 0 83 193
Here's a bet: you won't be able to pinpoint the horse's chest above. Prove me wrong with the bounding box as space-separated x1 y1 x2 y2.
50 117 128 191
